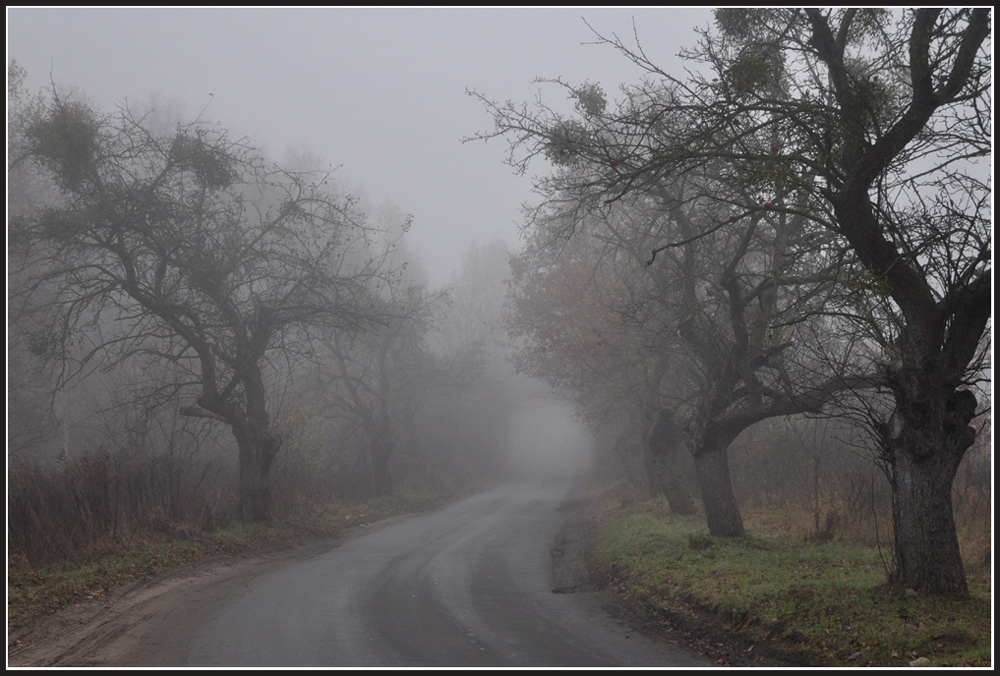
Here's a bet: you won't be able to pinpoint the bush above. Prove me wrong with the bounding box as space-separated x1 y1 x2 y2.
7 448 236 570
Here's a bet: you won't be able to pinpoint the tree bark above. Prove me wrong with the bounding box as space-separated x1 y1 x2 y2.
882 378 977 596
691 430 744 537
180 402 278 524
645 409 696 514
238 443 272 523
234 421 279 523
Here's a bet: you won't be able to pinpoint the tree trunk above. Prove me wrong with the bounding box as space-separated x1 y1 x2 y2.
882 384 976 596
238 447 272 523
647 450 697 515
234 420 279 524
371 438 394 497
645 409 696 514
691 431 744 537
180 402 278 524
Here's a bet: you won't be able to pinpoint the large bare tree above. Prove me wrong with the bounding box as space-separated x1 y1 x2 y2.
11 93 394 522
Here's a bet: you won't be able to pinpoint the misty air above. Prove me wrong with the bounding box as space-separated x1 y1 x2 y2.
7 7 992 669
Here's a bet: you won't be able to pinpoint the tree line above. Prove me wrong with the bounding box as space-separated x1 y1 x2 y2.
7 61 522 566
469 8 990 596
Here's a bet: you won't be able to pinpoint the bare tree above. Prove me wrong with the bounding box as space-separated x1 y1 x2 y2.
11 92 395 522
475 70 869 535
8 60 65 460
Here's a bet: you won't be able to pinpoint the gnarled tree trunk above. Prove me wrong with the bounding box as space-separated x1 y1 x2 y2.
691 428 743 537
645 408 696 514
233 418 280 523
882 373 978 596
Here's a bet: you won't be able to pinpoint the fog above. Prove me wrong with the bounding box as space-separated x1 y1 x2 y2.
6 7 713 286
6 6 701 522
507 397 596 481
8 10 991 638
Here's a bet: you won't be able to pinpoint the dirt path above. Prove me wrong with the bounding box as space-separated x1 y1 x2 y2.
7 536 353 667
8 500 606 667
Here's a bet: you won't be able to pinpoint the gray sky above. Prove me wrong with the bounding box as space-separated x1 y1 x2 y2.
7 7 715 286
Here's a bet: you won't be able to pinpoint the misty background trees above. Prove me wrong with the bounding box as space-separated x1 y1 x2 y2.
7 61 544 565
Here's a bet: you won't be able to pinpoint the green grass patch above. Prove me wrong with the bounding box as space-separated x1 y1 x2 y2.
595 501 992 667
8 538 217 627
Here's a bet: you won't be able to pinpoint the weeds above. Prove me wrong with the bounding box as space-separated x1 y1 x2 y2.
594 499 992 667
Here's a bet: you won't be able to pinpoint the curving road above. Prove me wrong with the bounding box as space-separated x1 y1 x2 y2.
184 479 711 667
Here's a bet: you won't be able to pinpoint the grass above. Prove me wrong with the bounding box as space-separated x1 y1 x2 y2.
594 499 992 667
7 491 450 629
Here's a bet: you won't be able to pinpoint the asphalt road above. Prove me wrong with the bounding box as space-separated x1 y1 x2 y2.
184 479 713 667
